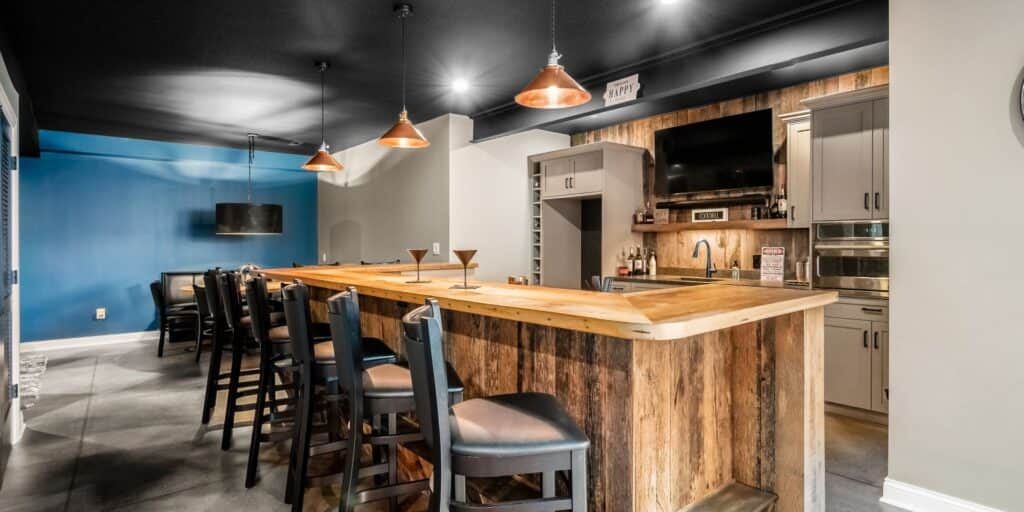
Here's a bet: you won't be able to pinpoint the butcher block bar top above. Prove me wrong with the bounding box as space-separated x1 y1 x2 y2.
264 262 832 511
262 263 837 341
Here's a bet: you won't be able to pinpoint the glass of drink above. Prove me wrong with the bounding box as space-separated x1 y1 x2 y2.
407 248 431 283
451 249 479 289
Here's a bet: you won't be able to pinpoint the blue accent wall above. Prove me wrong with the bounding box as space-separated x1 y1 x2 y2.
20 130 318 342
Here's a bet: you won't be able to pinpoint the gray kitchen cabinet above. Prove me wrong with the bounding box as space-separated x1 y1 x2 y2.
824 317 873 410
806 85 889 221
781 111 812 228
811 102 875 221
872 98 889 219
871 322 889 413
541 151 604 199
824 295 890 414
542 157 574 198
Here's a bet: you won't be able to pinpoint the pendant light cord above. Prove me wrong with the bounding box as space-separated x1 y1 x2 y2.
401 13 408 112
551 0 557 54
320 66 326 144
247 134 255 202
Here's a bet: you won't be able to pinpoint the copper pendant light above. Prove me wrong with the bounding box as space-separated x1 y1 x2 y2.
515 0 591 109
302 61 344 171
378 4 430 149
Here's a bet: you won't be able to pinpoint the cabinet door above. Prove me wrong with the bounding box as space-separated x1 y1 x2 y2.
786 119 812 228
812 103 875 221
871 321 889 413
542 157 573 198
872 98 889 220
569 151 604 195
825 317 873 410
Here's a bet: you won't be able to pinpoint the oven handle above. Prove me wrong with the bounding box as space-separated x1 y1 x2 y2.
815 255 821 278
813 244 890 251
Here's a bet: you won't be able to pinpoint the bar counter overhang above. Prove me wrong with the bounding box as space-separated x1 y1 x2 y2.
263 263 837 511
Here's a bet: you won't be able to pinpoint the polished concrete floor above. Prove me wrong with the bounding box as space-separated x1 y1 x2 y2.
0 340 906 511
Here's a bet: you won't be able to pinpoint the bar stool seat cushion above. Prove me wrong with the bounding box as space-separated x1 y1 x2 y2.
313 339 399 367
268 323 332 344
449 393 589 457
359 362 464 399
240 312 284 329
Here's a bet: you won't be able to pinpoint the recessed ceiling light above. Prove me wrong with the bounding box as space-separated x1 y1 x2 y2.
660 0 679 4
452 78 470 93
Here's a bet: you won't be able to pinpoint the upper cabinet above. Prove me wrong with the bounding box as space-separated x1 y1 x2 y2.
541 150 605 199
805 86 889 222
780 111 812 228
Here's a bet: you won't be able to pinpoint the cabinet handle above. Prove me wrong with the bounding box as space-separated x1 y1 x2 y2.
873 331 880 349
564 177 569 189
864 193 870 210
861 307 884 314
790 205 795 220
863 330 869 348
570 176 575 188
884 388 889 400
875 192 881 210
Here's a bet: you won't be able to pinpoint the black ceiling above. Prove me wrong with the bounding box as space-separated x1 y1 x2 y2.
2 0 879 154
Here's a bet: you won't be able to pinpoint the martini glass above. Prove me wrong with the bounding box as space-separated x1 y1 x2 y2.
406 249 431 283
451 249 479 290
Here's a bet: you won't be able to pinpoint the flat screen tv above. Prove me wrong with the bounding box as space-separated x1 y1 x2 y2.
654 109 773 196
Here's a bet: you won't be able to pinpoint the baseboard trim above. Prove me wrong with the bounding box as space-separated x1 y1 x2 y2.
882 478 1006 512
21 330 159 352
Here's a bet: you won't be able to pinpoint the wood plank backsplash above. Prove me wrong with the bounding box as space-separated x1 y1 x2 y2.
571 65 888 272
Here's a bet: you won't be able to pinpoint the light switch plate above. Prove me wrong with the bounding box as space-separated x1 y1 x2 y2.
96 308 107 320
432 242 440 255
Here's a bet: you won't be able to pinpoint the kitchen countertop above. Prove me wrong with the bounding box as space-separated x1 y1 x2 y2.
262 263 836 341
614 273 813 290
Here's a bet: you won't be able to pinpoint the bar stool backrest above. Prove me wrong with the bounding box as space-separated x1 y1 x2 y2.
245 276 272 346
326 288 365 397
149 281 165 314
217 271 245 333
402 299 451 474
193 283 211 318
202 269 226 327
281 282 315 368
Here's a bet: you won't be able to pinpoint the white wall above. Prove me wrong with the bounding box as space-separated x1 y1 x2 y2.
318 114 568 281
318 115 451 265
888 1 1024 510
449 115 569 282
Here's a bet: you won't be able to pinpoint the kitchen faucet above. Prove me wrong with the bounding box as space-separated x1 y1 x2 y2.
692 239 716 278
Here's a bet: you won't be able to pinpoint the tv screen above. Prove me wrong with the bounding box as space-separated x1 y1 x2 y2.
654 110 773 195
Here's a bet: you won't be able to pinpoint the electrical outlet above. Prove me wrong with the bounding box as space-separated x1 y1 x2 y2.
432 242 440 255
95 308 107 320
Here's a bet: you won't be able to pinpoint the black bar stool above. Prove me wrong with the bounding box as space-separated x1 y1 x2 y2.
149 280 199 357
281 282 400 512
244 275 303 489
403 299 590 512
215 271 269 451
326 287 465 512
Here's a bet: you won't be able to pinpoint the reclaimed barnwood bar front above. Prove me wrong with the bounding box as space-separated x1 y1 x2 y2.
263 263 837 512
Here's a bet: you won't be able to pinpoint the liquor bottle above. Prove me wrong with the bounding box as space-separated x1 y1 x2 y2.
769 194 780 219
633 208 644 225
648 249 657 277
644 201 655 224
639 247 647 275
778 187 788 219
627 247 636 275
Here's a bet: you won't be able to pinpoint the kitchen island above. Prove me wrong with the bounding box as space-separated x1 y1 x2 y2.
263 263 837 512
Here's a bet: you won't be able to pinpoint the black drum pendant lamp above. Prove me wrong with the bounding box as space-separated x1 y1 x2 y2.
216 134 283 235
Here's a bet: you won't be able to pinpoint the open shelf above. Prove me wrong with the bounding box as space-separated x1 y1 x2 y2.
632 219 792 232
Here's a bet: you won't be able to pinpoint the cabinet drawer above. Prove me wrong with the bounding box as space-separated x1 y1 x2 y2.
824 300 888 321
